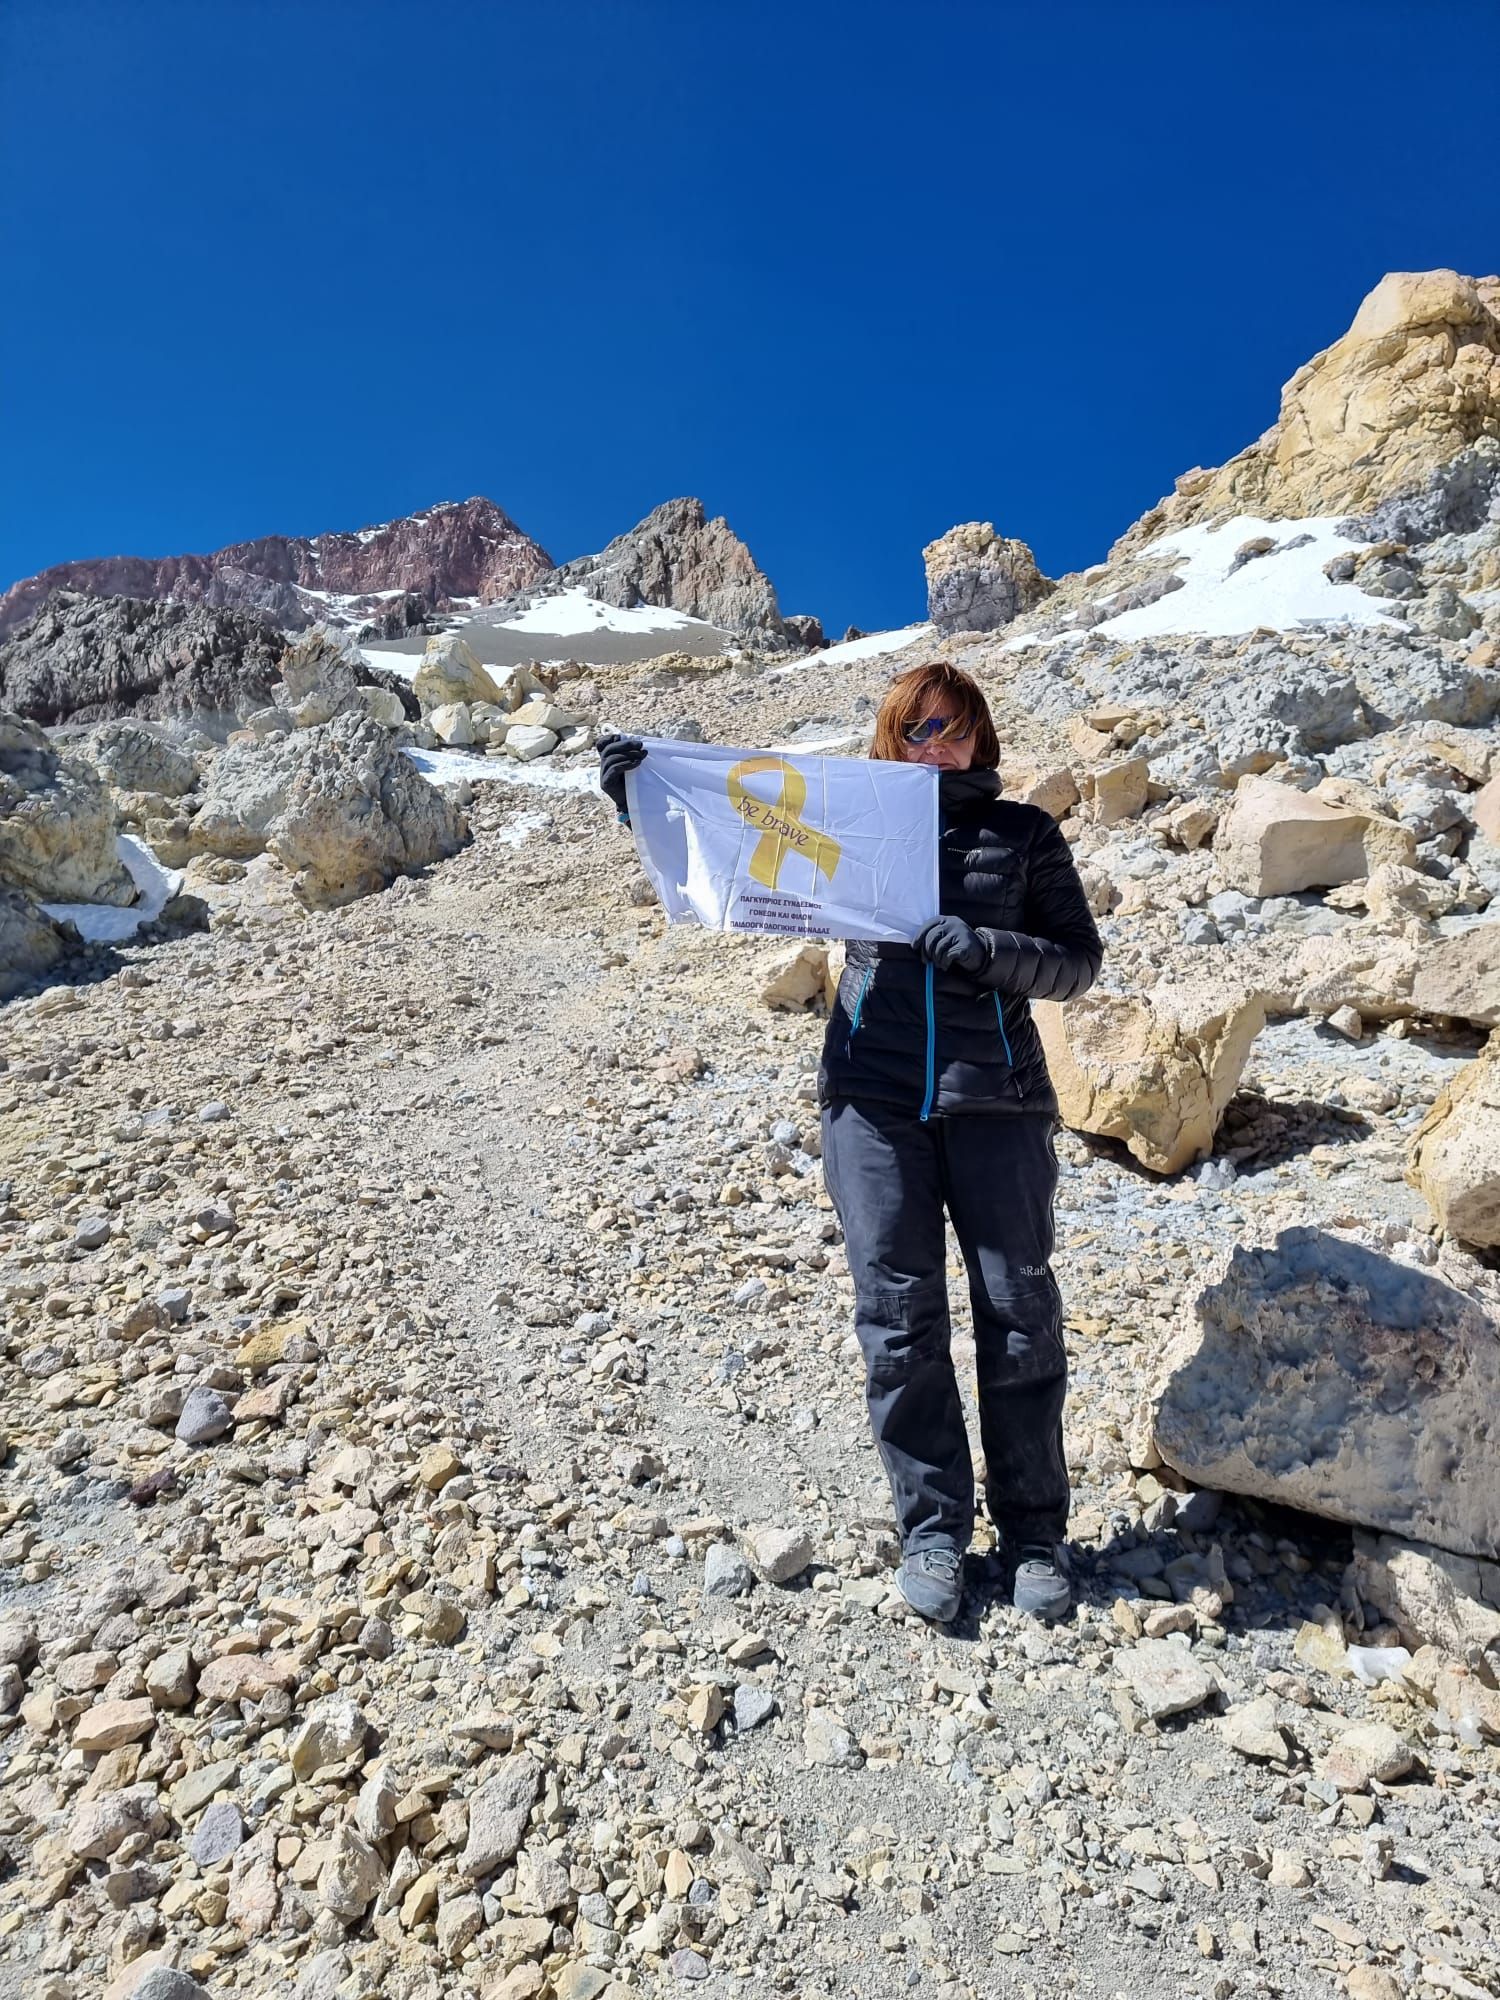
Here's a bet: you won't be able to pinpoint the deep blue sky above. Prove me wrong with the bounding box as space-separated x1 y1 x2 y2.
3 2 1497 635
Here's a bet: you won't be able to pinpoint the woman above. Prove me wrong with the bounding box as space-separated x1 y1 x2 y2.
597 661 1102 1625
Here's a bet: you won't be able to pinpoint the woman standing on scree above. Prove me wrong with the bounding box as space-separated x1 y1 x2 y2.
596 660 1102 1626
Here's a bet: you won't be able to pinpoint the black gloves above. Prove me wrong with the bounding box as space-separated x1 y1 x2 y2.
915 915 989 975
597 734 646 819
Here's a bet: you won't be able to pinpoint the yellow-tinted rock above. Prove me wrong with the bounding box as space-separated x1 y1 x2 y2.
1118 268 1500 541
1407 1033 1500 1248
1036 974 1266 1175
1216 777 1415 896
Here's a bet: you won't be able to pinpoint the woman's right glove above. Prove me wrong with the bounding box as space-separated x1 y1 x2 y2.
597 734 647 821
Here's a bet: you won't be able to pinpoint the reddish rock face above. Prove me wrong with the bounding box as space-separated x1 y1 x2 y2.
0 497 553 638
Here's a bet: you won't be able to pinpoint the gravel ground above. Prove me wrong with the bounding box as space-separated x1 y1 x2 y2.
2 758 1497 2000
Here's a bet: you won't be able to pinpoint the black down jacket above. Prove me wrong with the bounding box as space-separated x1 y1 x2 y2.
817 767 1103 1118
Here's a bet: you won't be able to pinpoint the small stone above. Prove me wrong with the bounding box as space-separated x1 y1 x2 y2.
733 1685 776 1732
190 1801 245 1867
174 1385 234 1445
459 1754 541 1879
553 1969 612 2000
743 1523 816 1585
703 1543 752 1598
1268 1849 1312 1888
1219 1694 1291 1762
418 1443 464 1492
318 1821 385 1921
198 1101 230 1122
670 1949 710 1981
68 1783 166 1860
1328 1004 1365 1041
1344 1967 1404 2000
74 1697 157 1754
289 1696 369 1779
1114 1639 1216 1720
436 1891 484 1960
1317 1721 1415 1794
803 1709 862 1768
145 1646 196 1709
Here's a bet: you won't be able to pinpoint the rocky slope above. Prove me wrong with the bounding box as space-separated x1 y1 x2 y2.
1 267 1498 2000
493 499 787 648
0 500 555 641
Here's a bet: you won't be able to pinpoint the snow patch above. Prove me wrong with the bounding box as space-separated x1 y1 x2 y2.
41 834 182 943
1095 516 1407 640
403 746 595 792
771 623 933 678
494 586 716 638
361 647 425 682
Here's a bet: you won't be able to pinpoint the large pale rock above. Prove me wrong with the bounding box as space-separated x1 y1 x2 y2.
1353 1530 1500 1656
1407 1034 1500 1247
191 712 466 907
924 522 1055 635
760 942 839 1010
82 719 199 796
317 1821 385 1920
0 710 136 903
1216 777 1414 896
413 635 504 714
1117 269 1500 543
1035 974 1266 1175
1154 1226 1500 1562
0 883 71 999
273 629 368 727
1285 924 1500 1031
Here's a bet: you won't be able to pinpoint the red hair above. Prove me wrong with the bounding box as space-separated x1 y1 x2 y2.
871 661 1000 767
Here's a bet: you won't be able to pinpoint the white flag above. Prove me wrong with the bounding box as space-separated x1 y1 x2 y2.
624 739 939 943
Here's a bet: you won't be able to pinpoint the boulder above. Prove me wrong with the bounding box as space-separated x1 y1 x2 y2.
1215 776 1415 896
1035 974 1266 1175
429 702 475 747
0 710 136 904
923 522 1055 635
759 942 839 1010
1352 1530 1500 1656
1472 771 1500 843
273 629 377 728
1153 1227 1500 1563
502 724 557 762
1089 755 1149 826
1001 763 1080 820
0 883 72 999
1406 1035 1500 1248
1114 269 1500 539
82 719 199 796
190 712 466 907
1288 924 1500 1031
358 685 407 728
413 635 504 714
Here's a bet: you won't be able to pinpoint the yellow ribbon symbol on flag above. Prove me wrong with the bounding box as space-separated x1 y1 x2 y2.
726 756 842 891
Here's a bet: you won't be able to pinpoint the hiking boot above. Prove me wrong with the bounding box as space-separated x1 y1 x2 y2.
896 1544 964 1623
1012 1542 1070 1621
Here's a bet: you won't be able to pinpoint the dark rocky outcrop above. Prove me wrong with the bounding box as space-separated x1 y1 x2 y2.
0 593 417 737
0 498 554 638
511 497 787 646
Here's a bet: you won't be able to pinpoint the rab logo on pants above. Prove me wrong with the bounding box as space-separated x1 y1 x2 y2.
726 756 843 891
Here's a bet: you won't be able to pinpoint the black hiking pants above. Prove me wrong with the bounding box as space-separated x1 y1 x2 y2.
820 1099 1069 1553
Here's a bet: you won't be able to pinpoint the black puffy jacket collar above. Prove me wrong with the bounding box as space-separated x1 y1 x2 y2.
937 767 1002 817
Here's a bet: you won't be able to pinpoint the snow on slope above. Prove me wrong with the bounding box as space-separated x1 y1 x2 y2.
41 834 182 942
1094 515 1406 641
496 586 715 637
772 623 933 677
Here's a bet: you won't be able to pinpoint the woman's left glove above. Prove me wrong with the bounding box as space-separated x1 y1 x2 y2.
915 915 988 974
597 733 647 819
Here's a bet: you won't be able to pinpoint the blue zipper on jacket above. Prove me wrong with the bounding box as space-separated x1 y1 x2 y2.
919 961 937 1122
995 993 1025 1100
843 967 873 1057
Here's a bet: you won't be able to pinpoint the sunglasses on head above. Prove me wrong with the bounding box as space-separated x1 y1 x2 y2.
903 714 972 744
